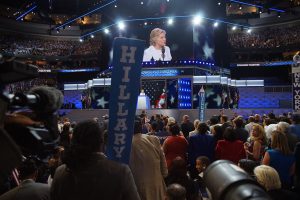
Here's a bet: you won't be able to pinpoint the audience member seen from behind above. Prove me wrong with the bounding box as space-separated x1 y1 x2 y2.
188 119 201 138
262 130 295 189
163 124 188 170
181 115 194 138
277 121 298 152
50 120 140 200
188 123 215 178
244 123 267 161
165 157 198 200
215 127 246 164
238 159 260 178
165 184 187 200
254 165 299 200
0 158 50 200
233 117 249 143
130 117 168 200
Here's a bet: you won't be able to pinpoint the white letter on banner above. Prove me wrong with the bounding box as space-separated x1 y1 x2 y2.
114 118 128 131
119 85 130 100
117 102 128 116
114 133 126 145
122 66 131 83
113 146 125 158
120 46 136 64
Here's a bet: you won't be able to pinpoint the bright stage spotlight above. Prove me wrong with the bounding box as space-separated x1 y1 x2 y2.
232 26 237 30
213 22 219 28
79 38 83 42
104 28 110 34
91 34 95 38
192 15 202 26
117 21 125 30
167 18 174 25
247 29 252 33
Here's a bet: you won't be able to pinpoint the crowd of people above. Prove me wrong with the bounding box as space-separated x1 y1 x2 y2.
0 34 102 57
1 108 300 200
229 25 300 49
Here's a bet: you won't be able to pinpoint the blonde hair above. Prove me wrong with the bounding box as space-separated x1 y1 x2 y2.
276 121 290 134
149 28 166 46
271 130 291 155
254 165 281 191
251 123 267 144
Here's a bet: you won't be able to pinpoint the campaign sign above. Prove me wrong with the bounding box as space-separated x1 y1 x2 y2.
198 86 205 122
106 37 145 164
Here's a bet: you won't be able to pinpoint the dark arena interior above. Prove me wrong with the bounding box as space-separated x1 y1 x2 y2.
0 0 300 200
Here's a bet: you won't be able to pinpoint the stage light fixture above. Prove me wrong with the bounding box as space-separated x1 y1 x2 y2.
144 22 148 25
140 1 144 5
277 12 281 18
192 15 202 26
218 2 221 6
79 38 83 42
91 34 95 38
247 29 252 33
104 28 110 34
167 18 174 25
114 4 117 8
56 29 60 33
213 22 219 27
239 4 242 9
117 21 125 30
68 25 71 28
259 8 262 14
232 26 237 30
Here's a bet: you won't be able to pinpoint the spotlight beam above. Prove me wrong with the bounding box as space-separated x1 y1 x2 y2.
16 4 38 21
81 14 250 39
230 0 285 13
55 0 117 30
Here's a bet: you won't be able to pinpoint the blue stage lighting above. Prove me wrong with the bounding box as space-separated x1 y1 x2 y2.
16 5 37 21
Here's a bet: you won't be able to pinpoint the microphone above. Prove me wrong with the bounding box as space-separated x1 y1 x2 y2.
28 86 64 114
161 46 165 61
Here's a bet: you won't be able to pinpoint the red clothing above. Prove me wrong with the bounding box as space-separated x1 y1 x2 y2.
163 136 188 169
215 140 246 164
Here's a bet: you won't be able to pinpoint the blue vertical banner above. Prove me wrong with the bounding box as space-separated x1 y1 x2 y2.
106 37 145 164
198 86 205 122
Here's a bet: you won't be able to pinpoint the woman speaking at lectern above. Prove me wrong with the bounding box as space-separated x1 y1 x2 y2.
143 28 172 62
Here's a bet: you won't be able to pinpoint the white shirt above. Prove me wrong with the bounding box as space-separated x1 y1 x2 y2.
143 45 172 62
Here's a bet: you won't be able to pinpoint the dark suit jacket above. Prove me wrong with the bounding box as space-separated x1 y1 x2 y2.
50 153 140 200
0 179 50 200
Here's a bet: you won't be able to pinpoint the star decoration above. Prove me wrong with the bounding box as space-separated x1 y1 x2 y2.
97 96 108 108
203 42 214 60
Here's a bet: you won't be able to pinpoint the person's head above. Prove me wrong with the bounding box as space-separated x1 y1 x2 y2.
150 121 158 132
254 165 281 191
195 156 210 173
211 125 223 141
18 158 38 181
193 119 200 130
223 127 236 142
134 116 142 134
233 117 244 128
150 28 166 48
254 114 261 123
169 156 187 177
251 123 266 143
196 122 209 134
209 116 219 125
182 115 190 123
276 121 290 134
165 183 186 200
169 124 180 136
248 116 255 123
220 115 228 124
62 120 103 170
292 114 300 124
238 159 259 176
271 130 291 155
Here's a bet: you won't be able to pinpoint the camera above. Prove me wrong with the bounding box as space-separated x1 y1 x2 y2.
0 56 63 184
